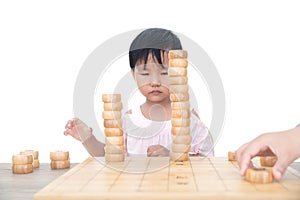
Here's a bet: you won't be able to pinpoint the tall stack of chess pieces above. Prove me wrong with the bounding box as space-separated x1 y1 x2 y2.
102 94 125 162
168 50 191 162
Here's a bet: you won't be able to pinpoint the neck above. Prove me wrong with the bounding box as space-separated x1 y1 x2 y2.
141 99 171 121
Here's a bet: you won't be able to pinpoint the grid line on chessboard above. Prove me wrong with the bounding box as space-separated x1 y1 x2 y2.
107 156 133 192
137 157 151 191
189 158 200 192
48 157 98 193
79 157 118 192
167 159 170 192
208 157 229 191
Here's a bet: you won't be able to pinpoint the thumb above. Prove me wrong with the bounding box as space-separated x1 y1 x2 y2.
272 157 289 180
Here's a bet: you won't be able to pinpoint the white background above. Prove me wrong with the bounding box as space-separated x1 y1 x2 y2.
0 0 299 163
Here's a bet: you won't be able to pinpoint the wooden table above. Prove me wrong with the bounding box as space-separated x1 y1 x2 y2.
33 157 300 200
0 163 76 200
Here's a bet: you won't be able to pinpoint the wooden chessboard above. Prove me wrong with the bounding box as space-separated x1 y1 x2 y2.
34 157 300 200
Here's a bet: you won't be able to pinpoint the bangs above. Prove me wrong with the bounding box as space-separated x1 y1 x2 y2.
129 48 166 70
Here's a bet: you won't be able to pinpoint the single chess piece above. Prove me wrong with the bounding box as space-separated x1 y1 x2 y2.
260 156 277 167
51 160 70 169
169 76 188 85
169 58 188 68
170 93 189 102
50 151 69 161
12 154 33 165
228 151 237 161
103 102 123 111
102 94 121 103
245 168 273 184
102 111 121 120
105 136 124 146
171 127 190 136
105 145 124 154
169 85 189 93
33 159 40 168
171 101 190 110
20 150 38 160
12 164 33 174
171 143 190 153
105 153 125 162
170 152 189 162
168 67 187 77
168 50 188 59
171 118 190 127
103 119 122 128
171 109 190 118
104 128 124 137
172 135 192 145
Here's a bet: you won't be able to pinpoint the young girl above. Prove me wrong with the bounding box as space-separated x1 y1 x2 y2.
64 28 214 157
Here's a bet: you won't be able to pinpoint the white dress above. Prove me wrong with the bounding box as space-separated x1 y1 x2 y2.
123 106 214 156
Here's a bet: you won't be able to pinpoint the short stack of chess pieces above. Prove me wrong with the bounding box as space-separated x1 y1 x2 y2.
50 151 70 169
102 94 125 162
228 151 277 184
12 150 37 174
168 50 191 162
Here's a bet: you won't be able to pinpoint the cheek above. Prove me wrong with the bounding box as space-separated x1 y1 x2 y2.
136 79 149 88
160 85 170 93
138 85 151 97
138 84 150 92
161 76 170 87
160 75 170 86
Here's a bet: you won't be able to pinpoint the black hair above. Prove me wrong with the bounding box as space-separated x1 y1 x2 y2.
129 28 182 70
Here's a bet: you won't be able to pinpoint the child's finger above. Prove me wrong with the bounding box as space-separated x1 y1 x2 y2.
65 120 72 129
147 151 153 157
70 118 78 127
63 129 71 136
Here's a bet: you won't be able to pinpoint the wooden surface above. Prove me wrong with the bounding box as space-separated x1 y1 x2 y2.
34 157 300 200
0 163 76 200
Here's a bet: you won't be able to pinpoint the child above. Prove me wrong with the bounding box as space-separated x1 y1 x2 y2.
64 28 214 157
236 125 300 180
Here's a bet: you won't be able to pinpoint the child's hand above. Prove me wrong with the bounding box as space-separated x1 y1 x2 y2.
147 145 169 157
64 118 92 142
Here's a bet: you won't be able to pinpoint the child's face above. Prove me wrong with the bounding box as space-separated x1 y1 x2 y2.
132 53 170 103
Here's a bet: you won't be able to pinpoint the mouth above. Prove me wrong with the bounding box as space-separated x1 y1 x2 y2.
150 90 162 95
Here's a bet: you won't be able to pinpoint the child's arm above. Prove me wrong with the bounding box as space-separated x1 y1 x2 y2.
64 118 105 156
236 126 300 180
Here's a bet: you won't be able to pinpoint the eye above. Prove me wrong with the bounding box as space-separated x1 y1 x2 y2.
140 73 149 76
161 72 168 75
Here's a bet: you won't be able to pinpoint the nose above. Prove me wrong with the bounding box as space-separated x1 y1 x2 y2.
150 81 161 87
149 73 161 87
